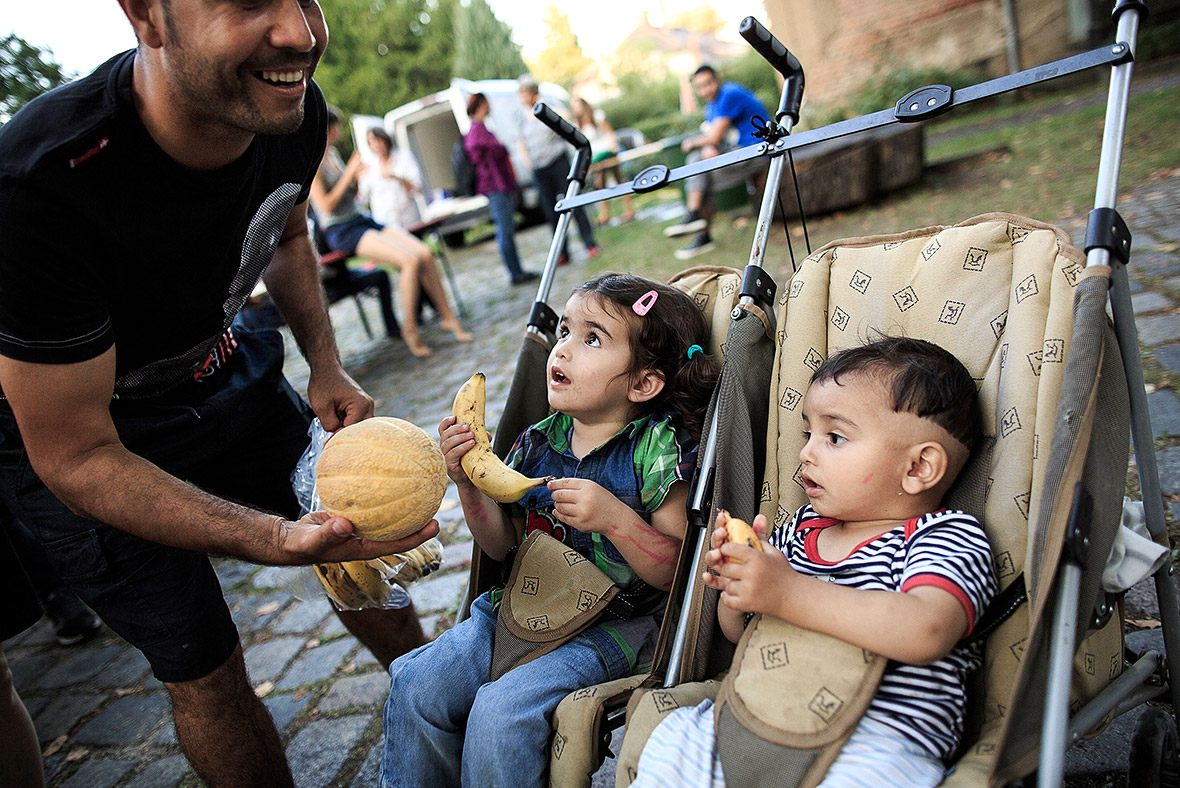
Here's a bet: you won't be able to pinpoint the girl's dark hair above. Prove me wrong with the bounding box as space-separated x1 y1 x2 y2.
466 92 488 118
326 106 342 127
810 336 982 451
367 127 393 149
573 272 718 439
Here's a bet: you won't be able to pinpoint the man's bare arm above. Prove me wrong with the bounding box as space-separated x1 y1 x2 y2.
0 348 432 563
683 117 732 154
261 201 373 431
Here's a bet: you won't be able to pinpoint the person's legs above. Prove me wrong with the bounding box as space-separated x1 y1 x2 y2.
354 229 431 356
665 149 711 238
549 153 597 253
355 228 471 355
346 268 402 340
571 203 598 254
374 228 471 341
0 645 43 788
816 716 946 788
0 371 295 782
487 191 525 280
532 157 571 260
631 701 724 788
167 643 294 788
611 164 636 221
380 593 498 788
1 497 264 785
593 170 610 225
460 631 616 788
333 607 426 670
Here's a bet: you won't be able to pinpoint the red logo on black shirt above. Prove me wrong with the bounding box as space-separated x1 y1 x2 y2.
68 137 110 168
192 328 239 381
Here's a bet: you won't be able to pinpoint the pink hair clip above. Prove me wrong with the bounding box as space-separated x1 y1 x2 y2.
632 290 658 316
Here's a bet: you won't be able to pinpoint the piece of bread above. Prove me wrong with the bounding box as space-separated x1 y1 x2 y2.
720 510 763 563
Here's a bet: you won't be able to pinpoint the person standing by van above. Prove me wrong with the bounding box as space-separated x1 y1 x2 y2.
516 77 600 265
464 93 538 286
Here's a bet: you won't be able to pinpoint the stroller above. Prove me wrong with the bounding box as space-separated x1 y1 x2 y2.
458 3 1178 786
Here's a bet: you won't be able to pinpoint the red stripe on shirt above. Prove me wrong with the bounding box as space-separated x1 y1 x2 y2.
901 572 976 636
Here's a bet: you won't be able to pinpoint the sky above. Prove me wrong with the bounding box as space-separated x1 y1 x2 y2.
4 0 766 77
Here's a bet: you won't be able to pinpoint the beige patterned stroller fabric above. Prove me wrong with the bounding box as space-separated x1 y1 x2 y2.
760 212 1125 785
612 213 1127 787
493 531 621 681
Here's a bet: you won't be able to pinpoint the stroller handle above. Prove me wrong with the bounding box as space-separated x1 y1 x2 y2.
532 102 589 152
739 17 802 78
739 17 805 124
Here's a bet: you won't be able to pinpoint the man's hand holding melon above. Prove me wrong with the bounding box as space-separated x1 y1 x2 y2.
286 416 445 565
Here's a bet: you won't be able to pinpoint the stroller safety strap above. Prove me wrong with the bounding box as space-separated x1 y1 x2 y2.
491 531 621 680
714 613 886 788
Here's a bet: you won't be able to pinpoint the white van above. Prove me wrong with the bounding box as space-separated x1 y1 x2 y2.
351 78 572 240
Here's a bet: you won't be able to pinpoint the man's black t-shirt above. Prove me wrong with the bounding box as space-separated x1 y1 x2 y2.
0 51 327 399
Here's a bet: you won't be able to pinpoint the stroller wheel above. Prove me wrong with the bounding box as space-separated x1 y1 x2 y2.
1129 707 1180 788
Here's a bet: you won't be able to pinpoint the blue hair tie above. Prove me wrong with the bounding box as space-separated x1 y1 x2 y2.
687 344 703 360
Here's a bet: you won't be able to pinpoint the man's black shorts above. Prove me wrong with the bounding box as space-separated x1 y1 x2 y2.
0 327 313 682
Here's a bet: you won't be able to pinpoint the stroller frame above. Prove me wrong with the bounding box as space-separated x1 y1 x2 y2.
485 2 1174 784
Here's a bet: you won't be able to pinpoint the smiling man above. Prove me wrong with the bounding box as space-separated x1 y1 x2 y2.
0 1 434 785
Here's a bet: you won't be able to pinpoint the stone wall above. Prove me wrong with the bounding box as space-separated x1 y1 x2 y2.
762 0 1083 112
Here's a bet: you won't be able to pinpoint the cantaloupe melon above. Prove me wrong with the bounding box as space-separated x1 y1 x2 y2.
315 417 447 541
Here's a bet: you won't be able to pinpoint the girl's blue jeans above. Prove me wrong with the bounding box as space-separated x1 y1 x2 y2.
379 591 619 788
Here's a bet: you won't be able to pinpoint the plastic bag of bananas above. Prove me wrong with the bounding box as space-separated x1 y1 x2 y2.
313 537 444 610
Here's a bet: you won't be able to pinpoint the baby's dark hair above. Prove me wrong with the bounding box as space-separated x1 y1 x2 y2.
811 336 982 452
573 273 718 439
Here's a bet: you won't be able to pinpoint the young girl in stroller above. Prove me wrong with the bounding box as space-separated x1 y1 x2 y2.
379 273 718 787
633 336 998 788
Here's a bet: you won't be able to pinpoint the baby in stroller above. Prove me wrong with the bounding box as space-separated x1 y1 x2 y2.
379 273 717 788
633 336 998 787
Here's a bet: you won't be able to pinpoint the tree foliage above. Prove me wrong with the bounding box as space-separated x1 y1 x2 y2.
528 5 592 91
1 34 71 125
667 7 726 34
315 0 457 118
453 0 527 81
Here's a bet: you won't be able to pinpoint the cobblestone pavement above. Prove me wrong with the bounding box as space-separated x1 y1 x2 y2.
5 156 1180 788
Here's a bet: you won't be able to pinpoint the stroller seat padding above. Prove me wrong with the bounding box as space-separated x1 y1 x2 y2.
755 213 1126 786
763 213 1086 584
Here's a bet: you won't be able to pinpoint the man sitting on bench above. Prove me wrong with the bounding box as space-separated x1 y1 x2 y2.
664 65 769 260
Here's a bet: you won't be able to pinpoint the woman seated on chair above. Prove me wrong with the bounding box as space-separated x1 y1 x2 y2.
311 106 472 357
359 126 423 231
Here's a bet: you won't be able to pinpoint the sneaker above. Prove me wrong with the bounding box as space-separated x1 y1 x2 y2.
511 271 541 286
44 590 102 646
586 245 601 260
557 254 570 267
674 232 715 260
664 210 706 237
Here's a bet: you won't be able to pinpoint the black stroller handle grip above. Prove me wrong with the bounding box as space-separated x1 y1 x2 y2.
739 17 802 79
533 103 590 151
